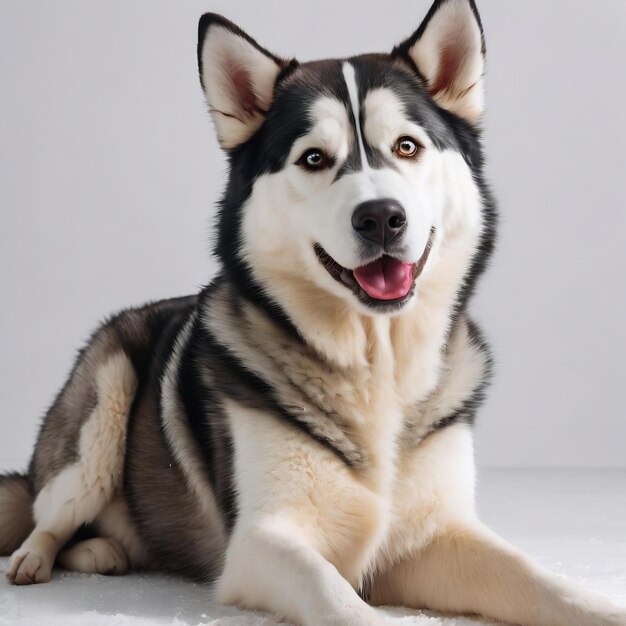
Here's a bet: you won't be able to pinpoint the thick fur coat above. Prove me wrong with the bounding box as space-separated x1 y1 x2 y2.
1 2 625 625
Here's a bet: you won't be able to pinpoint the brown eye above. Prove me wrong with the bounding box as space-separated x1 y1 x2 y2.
296 149 331 171
394 136 421 159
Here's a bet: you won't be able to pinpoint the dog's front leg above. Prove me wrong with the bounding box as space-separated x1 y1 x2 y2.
371 521 626 626
216 515 383 626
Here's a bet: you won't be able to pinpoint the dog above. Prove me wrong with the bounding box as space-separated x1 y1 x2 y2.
1 1 625 624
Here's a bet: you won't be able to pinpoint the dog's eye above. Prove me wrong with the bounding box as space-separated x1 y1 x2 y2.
296 149 331 171
393 136 422 160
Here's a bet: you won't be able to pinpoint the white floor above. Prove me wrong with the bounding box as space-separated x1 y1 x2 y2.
1 469 625 626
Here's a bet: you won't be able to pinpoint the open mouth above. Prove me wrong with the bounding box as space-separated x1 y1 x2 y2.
314 228 435 310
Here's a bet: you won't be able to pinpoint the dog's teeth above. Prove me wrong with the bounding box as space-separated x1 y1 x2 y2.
340 270 352 284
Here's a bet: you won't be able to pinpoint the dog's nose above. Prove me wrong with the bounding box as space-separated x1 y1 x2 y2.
351 199 407 247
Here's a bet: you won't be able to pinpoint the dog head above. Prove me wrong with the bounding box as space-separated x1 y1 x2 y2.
198 0 489 320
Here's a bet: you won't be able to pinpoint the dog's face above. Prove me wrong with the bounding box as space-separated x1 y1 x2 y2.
198 0 486 316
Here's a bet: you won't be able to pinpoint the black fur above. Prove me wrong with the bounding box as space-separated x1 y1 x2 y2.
176 322 237 530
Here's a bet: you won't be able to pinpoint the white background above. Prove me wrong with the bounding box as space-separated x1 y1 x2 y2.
0 0 624 470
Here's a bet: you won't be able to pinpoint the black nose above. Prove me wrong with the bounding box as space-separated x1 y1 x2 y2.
351 199 407 248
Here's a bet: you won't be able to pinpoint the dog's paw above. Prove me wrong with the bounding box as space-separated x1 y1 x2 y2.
593 612 626 626
6 547 54 585
600 609 626 626
58 537 129 575
321 606 386 626
569 592 626 626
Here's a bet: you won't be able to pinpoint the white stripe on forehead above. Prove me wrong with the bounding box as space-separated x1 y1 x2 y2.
341 62 371 174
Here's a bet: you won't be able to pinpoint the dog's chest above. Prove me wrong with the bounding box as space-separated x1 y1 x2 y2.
224 302 462 585
284 375 446 582
298 355 476 581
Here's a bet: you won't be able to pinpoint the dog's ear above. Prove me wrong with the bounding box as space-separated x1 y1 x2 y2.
197 14 288 149
394 0 485 123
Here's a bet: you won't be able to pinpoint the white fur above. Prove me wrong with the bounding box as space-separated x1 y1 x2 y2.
57 537 129 575
221 398 626 626
95 496 148 569
372 422 626 626
217 399 392 625
219 514 384 626
7 353 137 584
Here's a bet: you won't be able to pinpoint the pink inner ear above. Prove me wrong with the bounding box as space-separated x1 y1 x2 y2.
431 39 467 96
228 64 259 117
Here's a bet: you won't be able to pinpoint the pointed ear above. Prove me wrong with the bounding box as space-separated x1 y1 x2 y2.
197 14 288 150
394 0 486 123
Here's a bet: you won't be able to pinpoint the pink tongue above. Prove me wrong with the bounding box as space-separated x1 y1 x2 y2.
353 257 414 300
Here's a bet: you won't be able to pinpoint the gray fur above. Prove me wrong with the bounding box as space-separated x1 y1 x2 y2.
27 296 196 494
0 474 33 555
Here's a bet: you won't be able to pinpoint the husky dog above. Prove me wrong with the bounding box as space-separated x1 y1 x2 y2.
1 1 624 624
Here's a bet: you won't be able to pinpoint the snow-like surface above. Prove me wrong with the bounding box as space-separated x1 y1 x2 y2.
1 469 625 625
